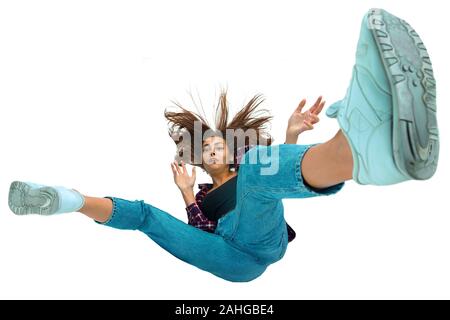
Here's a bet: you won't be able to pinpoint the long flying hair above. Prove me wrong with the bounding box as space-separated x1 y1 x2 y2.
164 89 274 170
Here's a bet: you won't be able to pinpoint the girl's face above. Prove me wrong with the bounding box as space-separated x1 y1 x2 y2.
202 136 230 174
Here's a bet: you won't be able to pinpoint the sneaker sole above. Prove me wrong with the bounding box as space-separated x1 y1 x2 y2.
368 8 439 180
8 181 60 215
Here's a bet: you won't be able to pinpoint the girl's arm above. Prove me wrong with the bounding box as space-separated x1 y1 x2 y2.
170 160 218 232
171 160 196 205
185 186 217 233
185 201 217 233
181 189 196 207
284 96 326 144
285 131 300 145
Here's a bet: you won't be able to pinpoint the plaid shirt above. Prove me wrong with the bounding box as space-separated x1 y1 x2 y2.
185 144 297 242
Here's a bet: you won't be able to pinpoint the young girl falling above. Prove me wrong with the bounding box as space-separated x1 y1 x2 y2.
8 8 439 282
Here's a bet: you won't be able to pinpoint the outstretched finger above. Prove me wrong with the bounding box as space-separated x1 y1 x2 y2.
308 96 322 114
171 163 178 176
313 100 326 115
181 161 188 175
296 99 307 112
173 161 182 174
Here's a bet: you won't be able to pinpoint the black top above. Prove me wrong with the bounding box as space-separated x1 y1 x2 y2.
199 176 238 221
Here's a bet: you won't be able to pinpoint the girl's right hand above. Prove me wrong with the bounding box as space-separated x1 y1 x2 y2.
171 160 196 192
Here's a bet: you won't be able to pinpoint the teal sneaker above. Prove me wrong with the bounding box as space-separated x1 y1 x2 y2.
8 181 85 215
327 8 439 185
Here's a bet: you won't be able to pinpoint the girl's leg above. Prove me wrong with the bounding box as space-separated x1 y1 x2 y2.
8 181 265 282
78 195 113 223
301 129 354 189
223 142 349 264
239 141 346 201
78 195 266 282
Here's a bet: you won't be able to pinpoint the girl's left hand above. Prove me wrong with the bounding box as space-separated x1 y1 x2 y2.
286 96 325 136
171 160 196 193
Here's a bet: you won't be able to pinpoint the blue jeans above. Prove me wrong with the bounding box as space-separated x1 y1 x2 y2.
99 143 345 282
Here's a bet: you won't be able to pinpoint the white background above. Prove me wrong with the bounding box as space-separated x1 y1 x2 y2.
1 0 449 299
